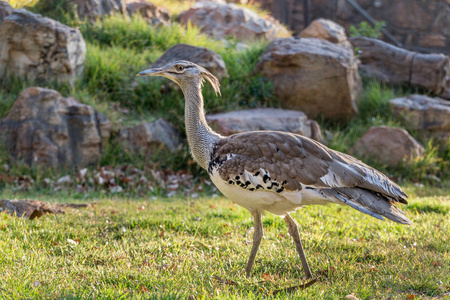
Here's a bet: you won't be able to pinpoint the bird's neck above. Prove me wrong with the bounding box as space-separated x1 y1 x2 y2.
181 82 221 170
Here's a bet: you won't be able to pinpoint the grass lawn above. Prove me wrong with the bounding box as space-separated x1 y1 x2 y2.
0 186 448 299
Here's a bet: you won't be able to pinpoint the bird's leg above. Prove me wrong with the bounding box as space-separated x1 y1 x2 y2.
245 211 263 277
284 214 313 280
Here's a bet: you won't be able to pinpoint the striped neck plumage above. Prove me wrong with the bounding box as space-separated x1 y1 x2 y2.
181 81 221 170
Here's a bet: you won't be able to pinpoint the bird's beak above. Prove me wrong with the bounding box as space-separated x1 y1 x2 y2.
136 67 163 77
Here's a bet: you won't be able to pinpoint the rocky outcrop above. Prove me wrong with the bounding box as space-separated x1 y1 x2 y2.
119 119 182 156
255 37 361 120
350 36 450 98
0 87 112 168
150 43 228 78
74 0 126 21
178 2 290 41
0 1 13 26
389 95 450 142
353 126 424 166
126 1 170 26
0 9 86 85
255 0 450 54
298 18 351 48
206 108 323 142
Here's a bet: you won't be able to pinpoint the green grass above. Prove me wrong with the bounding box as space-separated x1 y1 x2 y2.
0 186 449 299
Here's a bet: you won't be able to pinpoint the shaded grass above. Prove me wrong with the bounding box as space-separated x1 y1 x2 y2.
0 186 448 299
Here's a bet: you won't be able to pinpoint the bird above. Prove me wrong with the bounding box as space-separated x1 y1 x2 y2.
137 60 412 283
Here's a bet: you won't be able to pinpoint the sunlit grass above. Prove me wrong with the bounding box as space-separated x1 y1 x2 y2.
0 186 448 299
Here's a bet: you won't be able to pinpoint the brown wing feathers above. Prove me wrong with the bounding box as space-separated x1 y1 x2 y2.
210 130 408 203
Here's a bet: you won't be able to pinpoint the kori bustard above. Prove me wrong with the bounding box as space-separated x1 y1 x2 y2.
137 60 412 283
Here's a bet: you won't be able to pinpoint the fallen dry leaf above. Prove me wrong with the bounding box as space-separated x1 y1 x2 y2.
0 173 15 184
406 294 416 299
431 261 442 267
212 275 238 285
262 273 279 282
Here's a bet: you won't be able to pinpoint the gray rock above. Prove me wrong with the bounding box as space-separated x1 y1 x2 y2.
178 1 290 41
119 119 182 155
255 37 361 120
0 1 13 26
0 9 86 85
73 0 126 21
206 108 323 142
389 94 450 142
350 36 450 97
0 87 112 168
150 43 228 78
353 126 424 166
126 1 170 26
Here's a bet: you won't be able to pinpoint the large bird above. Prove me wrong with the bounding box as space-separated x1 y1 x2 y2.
137 60 412 283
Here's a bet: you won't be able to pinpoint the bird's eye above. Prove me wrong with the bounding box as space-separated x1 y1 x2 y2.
177 65 185 71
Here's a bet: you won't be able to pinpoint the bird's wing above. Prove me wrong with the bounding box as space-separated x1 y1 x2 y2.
209 131 407 203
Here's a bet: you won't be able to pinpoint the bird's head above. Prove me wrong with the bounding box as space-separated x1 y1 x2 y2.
136 60 221 96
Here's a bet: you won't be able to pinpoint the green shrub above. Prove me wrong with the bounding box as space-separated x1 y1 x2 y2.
349 21 386 38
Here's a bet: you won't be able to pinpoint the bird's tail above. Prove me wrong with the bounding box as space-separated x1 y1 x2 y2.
322 188 413 225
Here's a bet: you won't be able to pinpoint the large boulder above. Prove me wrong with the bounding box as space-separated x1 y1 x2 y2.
119 119 182 155
150 43 228 78
0 1 13 26
255 37 361 120
298 18 351 49
353 126 424 166
389 95 450 142
178 2 290 41
0 87 112 168
206 108 323 142
0 9 86 85
73 0 126 21
126 1 170 26
350 36 450 98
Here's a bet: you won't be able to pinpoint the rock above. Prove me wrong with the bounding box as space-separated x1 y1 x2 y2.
0 199 93 219
255 37 361 120
178 2 290 41
126 0 170 26
389 95 450 142
299 18 352 48
0 9 86 85
73 0 126 21
206 108 323 142
119 118 182 156
353 126 424 166
150 43 228 78
257 0 450 53
0 1 13 26
0 87 112 168
350 36 450 97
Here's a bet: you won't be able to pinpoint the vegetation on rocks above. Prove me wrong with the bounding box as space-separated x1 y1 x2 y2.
1 0 448 192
